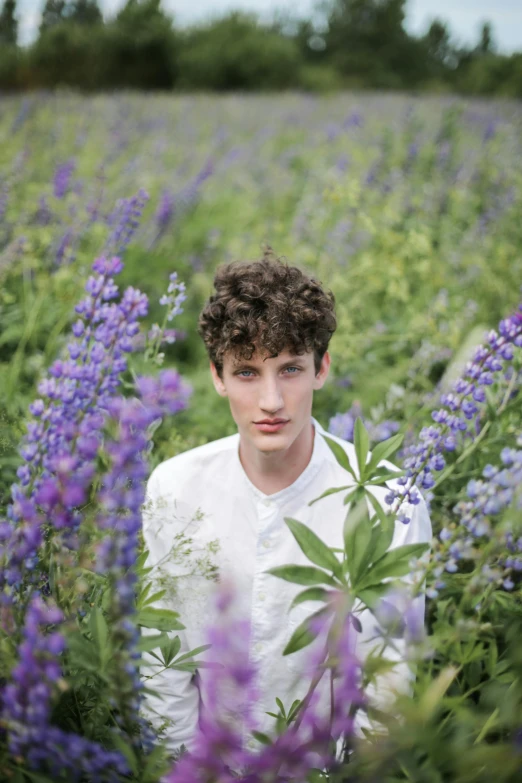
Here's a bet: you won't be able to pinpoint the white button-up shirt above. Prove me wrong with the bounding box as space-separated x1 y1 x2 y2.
140 416 432 755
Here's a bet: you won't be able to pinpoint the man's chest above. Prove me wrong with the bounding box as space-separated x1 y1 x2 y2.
155 487 348 624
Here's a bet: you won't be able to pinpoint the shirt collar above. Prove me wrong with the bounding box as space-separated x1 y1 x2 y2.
233 416 328 505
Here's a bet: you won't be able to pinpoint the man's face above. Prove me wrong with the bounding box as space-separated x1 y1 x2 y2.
210 347 331 454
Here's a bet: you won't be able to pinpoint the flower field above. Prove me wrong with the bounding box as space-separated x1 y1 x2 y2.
0 91 522 782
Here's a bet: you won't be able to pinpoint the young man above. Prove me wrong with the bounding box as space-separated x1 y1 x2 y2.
140 250 432 757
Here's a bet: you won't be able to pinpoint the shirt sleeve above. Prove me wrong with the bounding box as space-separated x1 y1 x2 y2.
353 491 432 739
139 468 200 755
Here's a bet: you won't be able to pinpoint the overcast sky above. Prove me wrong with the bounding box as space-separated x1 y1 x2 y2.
18 0 522 53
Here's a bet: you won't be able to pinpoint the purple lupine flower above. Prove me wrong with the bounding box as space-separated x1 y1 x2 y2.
105 188 149 256
155 188 176 235
92 372 192 744
53 160 76 199
329 403 399 446
34 194 53 226
0 183 9 222
427 435 522 597
343 111 364 129
387 301 522 523
0 262 192 768
1 595 129 781
159 273 187 322
168 585 364 782
0 254 149 594
151 159 214 248
54 227 74 266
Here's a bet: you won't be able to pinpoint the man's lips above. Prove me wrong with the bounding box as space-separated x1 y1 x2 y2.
254 419 289 432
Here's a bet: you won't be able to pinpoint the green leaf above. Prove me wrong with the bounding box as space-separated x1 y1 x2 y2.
88 607 109 665
357 543 430 590
365 467 405 485
111 734 138 776
308 484 353 507
365 432 404 476
343 487 360 505
308 770 329 782
266 564 337 587
346 508 373 588
283 606 330 655
136 581 152 608
160 636 181 667
142 743 171 782
290 587 330 609
354 418 370 481
138 585 167 610
285 518 343 578
342 493 368 567
173 644 212 665
365 492 396 563
321 435 356 479
356 584 390 609
67 633 106 676
137 608 185 632
275 697 286 716
138 632 170 653
287 699 302 721
252 730 273 746
135 550 150 571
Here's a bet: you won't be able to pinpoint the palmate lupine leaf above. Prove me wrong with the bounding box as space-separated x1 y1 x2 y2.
283 605 332 656
290 587 331 608
356 543 430 591
266 564 339 587
284 517 344 579
136 607 185 632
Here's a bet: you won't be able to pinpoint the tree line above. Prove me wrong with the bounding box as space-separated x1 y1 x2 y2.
0 0 521 96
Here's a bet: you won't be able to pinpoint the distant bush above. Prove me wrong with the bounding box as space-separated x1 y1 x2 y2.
176 12 301 91
29 23 104 89
455 52 522 98
298 64 345 93
0 44 20 90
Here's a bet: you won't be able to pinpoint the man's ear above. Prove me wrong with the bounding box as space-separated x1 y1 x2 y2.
313 350 331 390
209 361 228 397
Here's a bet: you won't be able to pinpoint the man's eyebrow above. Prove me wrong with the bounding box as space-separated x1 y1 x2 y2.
232 358 305 370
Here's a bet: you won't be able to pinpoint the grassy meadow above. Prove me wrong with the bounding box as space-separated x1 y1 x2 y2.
1 90 522 781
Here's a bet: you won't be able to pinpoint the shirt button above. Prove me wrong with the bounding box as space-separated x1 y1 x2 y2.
258 593 266 601
262 498 272 507
254 642 263 654
262 539 270 549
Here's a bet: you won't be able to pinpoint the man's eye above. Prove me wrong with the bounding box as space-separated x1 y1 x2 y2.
284 367 300 374
238 371 254 377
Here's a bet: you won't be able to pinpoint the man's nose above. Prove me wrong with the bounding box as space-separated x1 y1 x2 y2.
259 378 284 413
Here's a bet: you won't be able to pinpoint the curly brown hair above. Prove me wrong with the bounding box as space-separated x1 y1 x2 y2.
197 248 337 378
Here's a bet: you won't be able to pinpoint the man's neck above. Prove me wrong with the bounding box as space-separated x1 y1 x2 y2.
238 419 315 496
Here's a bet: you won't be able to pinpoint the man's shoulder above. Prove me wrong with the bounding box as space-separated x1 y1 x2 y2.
148 431 240 491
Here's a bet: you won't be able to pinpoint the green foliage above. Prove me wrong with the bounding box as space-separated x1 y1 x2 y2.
0 0 17 45
0 92 522 780
176 12 301 91
0 0 520 93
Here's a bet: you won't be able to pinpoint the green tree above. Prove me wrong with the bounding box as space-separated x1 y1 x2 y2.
68 0 102 25
0 0 18 45
39 0 67 33
322 0 426 88
478 21 494 55
177 12 301 91
423 18 458 76
103 0 179 89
